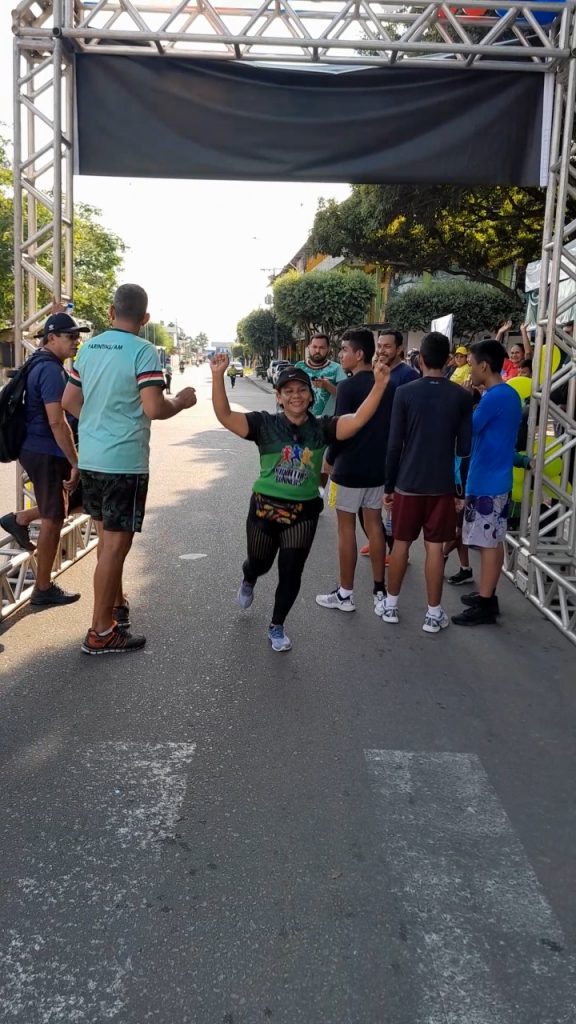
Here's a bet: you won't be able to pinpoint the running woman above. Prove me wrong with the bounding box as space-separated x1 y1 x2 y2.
210 354 390 652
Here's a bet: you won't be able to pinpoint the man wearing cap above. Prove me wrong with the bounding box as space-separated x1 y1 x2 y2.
450 347 471 386
0 312 89 605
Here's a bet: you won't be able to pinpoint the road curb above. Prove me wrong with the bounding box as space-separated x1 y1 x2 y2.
245 375 274 395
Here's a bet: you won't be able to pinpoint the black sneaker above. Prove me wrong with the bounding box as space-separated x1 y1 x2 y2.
0 512 34 551
30 583 81 606
113 603 131 630
446 567 473 586
461 592 500 616
452 603 498 627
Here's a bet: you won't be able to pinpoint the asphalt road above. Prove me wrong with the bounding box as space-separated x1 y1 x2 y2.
1 366 575 1024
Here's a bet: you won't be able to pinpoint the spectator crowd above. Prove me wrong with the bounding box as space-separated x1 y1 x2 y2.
1 286 544 655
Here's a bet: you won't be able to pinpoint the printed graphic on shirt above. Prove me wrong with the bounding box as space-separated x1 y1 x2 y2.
245 411 337 502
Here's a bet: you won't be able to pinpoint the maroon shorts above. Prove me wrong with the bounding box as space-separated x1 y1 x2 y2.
393 492 457 544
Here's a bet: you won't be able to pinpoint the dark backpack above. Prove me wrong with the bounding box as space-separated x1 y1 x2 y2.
0 352 42 463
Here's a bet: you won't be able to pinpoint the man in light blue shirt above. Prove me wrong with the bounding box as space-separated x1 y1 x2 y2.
63 283 197 655
295 334 347 416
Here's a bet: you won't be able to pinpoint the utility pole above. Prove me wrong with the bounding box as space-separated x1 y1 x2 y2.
260 267 280 358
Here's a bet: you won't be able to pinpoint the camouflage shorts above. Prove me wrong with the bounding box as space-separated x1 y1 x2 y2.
80 470 149 533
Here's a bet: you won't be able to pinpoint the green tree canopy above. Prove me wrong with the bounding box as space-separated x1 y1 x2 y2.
310 184 548 300
237 308 293 362
0 138 125 332
139 322 173 351
385 280 522 339
273 268 375 339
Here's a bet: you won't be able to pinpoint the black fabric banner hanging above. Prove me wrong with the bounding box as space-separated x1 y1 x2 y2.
75 54 546 186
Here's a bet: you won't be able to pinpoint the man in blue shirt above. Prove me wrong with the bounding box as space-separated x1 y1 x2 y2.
1 312 88 606
452 339 522 627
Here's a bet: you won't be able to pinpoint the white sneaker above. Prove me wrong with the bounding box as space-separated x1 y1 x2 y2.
268 624 292 652
373 592 387 615
422 610 450 633
373 590 386 607
315 589 356 612
381 606 399 624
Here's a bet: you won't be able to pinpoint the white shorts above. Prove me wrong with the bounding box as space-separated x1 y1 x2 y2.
335 483 386 514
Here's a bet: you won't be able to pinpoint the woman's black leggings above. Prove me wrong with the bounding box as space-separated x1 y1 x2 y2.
243 499 319 625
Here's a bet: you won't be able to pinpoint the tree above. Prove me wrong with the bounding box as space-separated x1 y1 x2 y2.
72 203 126 334
139 322 173 351
231 342 246 360
237 308 293 362
0 138 125 332
310 183 550 300
273 268 375 339
385 280 522 339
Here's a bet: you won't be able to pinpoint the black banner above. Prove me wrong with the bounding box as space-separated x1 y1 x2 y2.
76 54 545 186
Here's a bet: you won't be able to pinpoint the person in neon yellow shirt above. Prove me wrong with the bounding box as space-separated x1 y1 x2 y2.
450 346 471 386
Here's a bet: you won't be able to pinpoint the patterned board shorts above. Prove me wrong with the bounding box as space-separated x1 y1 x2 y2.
462 494 510 549
80 470 149 533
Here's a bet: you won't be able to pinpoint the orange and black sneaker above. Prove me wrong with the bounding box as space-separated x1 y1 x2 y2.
81 624 146 655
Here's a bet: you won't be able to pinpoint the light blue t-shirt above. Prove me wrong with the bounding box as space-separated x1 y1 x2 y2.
294 359 348 416
466 383 522 496
70 329 165 474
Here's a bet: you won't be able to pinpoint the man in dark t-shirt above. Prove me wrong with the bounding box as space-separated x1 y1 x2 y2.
378 331 473 634
316 329 394 613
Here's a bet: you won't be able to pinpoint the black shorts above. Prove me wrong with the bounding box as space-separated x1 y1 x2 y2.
80 470 149 533
20 449 71 522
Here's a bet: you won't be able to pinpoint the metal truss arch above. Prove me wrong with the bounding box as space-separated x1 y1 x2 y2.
7 0 576 645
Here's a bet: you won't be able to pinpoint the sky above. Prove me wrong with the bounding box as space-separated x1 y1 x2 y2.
1 6 350 342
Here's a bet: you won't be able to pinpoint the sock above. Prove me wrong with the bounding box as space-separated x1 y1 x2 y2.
428 605 442 618
373 580 385 595
385 594 399 610
96 625 114 637
460 564 470 571
338 587 353 599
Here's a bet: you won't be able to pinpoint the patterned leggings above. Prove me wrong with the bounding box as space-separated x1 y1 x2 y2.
243 497 319 625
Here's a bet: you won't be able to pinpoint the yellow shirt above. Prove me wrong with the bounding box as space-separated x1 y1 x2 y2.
451 363 471 386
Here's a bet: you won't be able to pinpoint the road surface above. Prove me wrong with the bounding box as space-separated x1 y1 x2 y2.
1 366 575 1024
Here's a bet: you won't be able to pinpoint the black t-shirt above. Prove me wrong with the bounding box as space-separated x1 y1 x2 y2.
385 376 473 495
329 370 396 488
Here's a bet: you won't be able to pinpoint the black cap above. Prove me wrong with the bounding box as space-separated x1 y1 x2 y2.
275 367 314 393
40 312 90 338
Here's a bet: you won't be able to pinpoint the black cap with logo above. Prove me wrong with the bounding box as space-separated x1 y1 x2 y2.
39 313 90 339
275 367 314 394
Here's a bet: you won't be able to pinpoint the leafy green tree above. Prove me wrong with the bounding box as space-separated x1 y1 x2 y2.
310 184 549 300
273 268 375 339
237 308 293 363
385 281 522 339
139 321 173 351
0 138 125 332
231 342 246 360
72 203 125 333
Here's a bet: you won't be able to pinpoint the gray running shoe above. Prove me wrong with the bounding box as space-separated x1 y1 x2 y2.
31 583 80 606
237 580 255 609
0 512 34 551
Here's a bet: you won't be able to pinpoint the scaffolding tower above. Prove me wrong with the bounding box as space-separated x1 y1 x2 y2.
7 0 576 644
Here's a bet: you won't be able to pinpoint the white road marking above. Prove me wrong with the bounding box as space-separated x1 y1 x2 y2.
0 742 195 1023
179 553 207 560
364 750 576 1024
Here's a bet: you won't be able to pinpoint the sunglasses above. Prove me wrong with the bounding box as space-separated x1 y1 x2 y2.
57 331 81 340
